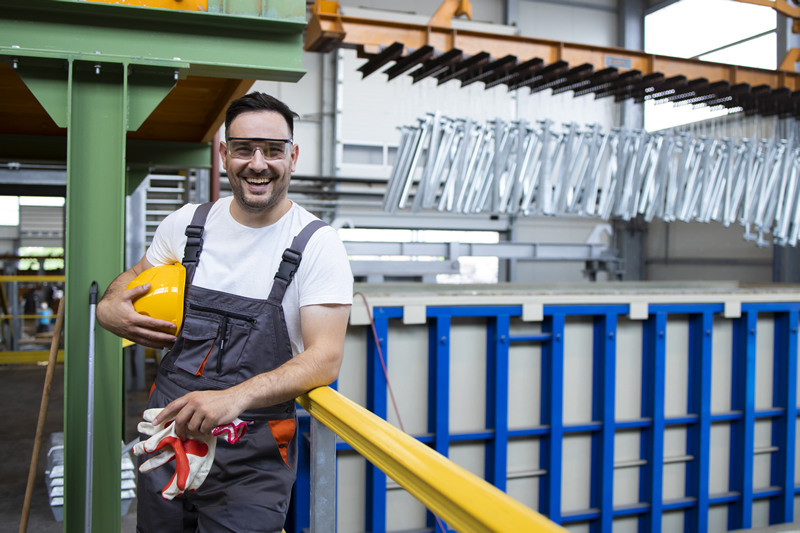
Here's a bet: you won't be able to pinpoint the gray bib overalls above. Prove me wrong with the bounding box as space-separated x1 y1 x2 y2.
137 202 326 533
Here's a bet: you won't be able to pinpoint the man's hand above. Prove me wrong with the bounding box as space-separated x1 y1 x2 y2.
96 254 177 349
153 389 247 440
97 283 177 349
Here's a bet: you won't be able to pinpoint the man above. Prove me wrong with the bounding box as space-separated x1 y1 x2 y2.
97 92 353 532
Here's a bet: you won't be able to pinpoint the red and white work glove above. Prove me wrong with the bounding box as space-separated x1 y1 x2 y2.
134 407 248 500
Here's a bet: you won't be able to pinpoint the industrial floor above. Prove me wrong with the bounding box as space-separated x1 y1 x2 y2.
0 362 145 533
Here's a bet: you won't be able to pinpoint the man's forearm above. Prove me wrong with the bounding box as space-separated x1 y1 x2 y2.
233 345 342 411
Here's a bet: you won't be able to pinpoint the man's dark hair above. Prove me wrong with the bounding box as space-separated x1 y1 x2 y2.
225 92 300 139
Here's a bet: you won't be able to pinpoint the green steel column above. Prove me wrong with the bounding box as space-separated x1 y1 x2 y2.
64 60 126 532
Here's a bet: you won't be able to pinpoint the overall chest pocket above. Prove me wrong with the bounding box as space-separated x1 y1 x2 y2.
174 305 257 385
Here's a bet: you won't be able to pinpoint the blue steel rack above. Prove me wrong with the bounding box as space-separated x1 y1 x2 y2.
289 301 800 533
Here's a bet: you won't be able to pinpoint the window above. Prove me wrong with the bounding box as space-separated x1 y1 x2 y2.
644 0 777 131
338 228 500 284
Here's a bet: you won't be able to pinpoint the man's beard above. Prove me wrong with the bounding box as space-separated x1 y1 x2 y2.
230 168 290 214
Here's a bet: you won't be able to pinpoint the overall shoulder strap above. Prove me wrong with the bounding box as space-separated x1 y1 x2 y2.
182 201 215 285
268 219 329 304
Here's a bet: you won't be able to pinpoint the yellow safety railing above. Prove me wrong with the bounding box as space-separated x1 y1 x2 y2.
0 276 65 361
0 351 64 364
296 386 565 532
0 275 65 282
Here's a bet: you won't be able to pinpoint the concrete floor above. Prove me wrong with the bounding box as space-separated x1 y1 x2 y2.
0 363 148 533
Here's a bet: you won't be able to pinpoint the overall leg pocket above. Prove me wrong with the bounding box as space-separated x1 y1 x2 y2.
267 418 296 469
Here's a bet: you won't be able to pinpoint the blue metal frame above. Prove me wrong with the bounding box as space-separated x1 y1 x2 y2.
289 301 800 533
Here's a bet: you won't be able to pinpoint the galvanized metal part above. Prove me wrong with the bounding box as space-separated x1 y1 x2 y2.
383 115 800 248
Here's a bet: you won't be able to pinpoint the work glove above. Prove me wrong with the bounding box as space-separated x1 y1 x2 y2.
134 408 248 500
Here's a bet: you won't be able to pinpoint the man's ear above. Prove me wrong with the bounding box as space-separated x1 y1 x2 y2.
291 143 299 173
218 140 228 171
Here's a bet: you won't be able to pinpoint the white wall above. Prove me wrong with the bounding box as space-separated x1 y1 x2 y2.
517 0 618 47
646 219 773 282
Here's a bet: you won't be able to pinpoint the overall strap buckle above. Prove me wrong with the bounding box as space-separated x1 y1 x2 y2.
183 224 205 265
274 249 302 283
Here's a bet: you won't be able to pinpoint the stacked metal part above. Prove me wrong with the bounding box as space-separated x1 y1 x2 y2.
383 113 800 247
45 432 136 521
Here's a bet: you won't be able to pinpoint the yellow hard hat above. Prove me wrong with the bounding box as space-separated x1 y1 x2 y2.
125 263 186 334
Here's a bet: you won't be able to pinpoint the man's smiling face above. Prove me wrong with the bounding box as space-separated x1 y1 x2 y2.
220 111 298 219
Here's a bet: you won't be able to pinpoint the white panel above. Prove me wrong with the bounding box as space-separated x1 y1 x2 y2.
613 464 640 507
664 427 686 457
387 322 429 434
507 477 540 512
449 318 487 433
561 435 592 513
508 437 541 472
711 318 733 413
566 524 590 533
661 510 684 533
339 327 367 407
662 463 686 501
663 428 687 500
563 317 594 424
708 425 730 494
795 496 800 525
708 505 728 533
752 453 772 490
449 442 485 478
755 314 775 410
753 420 772 489
507 437 541 511
615 431 641 462
797 418 800 481
752 499 770 528
337 453 366 533
517 1 617 47
509 318 542 428
613 517 638 533
385 489 427 531
754 419 772 448
665 316 689 417
616 318 643 421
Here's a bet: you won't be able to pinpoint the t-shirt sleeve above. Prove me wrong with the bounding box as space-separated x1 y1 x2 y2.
296 226 353 307
145 206 191 267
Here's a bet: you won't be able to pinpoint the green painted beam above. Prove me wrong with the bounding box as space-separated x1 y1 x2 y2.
1 0 306 82
64 60 126 533
0 135 210 168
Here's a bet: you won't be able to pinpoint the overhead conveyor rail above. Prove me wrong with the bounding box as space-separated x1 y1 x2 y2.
306 0 800 117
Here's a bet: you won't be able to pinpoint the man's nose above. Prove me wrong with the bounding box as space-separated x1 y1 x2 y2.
248 147 269 170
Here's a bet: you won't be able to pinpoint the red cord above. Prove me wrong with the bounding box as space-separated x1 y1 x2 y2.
354 292 448 533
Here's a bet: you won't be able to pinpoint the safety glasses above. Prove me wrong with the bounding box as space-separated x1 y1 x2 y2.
226 137 293 161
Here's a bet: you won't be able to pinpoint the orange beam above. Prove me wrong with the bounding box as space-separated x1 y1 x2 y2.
306 4 800 93
84 0 207 11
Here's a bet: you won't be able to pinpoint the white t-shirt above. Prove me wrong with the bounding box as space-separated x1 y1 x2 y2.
146 196 353 356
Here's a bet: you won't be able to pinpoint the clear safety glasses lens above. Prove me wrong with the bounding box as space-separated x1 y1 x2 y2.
228 139 292 161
